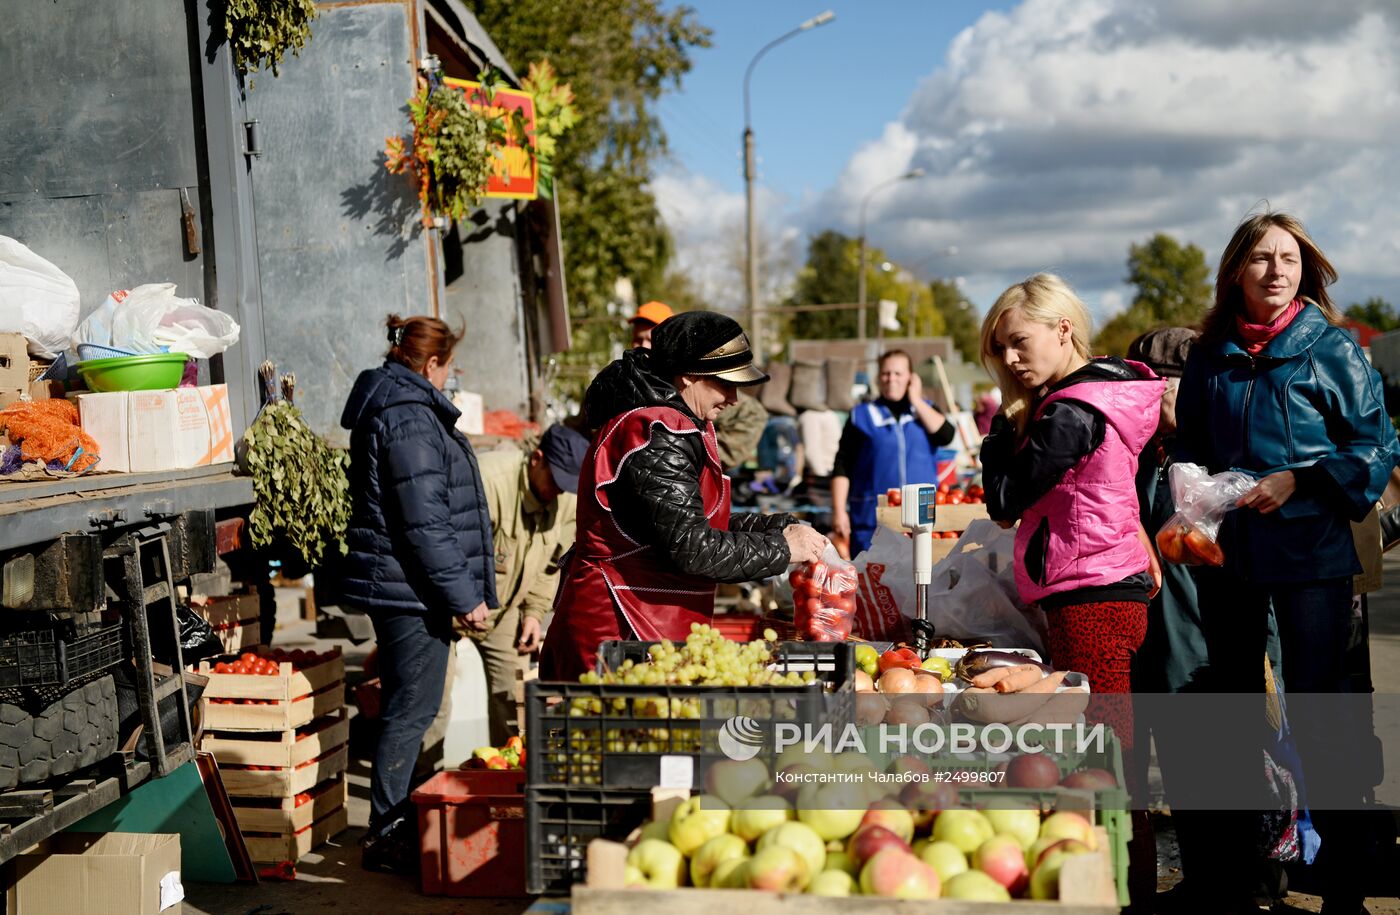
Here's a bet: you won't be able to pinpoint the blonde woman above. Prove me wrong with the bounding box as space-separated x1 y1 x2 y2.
978 273 1163 718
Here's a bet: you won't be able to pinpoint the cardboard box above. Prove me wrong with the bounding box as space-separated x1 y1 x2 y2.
8 832 182 915
0 332 28 392
77 384 234 473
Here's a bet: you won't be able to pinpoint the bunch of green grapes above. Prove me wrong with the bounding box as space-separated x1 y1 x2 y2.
577 624 817 689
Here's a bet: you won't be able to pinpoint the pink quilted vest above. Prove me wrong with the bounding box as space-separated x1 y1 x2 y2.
1014 361 1164 604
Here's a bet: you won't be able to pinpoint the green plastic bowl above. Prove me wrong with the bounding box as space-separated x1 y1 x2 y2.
76 353 189 392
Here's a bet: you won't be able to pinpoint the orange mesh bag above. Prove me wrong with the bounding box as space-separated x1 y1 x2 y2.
0 399 101 472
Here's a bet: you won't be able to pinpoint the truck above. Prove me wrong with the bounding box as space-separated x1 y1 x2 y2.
0 0 569 857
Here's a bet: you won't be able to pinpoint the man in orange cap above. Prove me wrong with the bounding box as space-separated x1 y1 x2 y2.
628 300 674 349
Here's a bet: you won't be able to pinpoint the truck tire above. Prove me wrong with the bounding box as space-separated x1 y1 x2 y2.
0 674 119 790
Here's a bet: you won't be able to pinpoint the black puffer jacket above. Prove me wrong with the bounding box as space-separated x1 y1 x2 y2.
584 350 792 581
329 361 498 617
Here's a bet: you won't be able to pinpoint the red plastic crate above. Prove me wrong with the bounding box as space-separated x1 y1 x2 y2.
413 769 527 897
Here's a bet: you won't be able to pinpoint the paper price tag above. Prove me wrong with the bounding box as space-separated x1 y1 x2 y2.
659 755 694 790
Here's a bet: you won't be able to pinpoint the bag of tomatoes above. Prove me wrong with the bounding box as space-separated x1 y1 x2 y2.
788 545 859 641
1154 462 1254 567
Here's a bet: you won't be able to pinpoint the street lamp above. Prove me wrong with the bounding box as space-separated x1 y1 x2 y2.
857 168 925 337
743 10 835 356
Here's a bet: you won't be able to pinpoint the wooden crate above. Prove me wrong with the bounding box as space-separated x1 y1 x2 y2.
197 651 345 731
877 500 989 533
242 803 350 863
218 744 350 798
201 713 349 768
202 684 343 732
579 825 1117 913
192 594 261 654
231 775 348 833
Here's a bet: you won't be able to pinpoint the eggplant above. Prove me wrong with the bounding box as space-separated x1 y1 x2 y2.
953 649 1053 682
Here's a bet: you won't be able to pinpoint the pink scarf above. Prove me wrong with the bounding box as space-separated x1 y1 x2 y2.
1236 299 1304 355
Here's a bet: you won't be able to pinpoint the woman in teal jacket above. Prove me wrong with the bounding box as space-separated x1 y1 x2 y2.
1175 212 1397 913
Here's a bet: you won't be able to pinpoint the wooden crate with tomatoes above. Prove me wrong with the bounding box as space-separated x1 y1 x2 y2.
197 647 345 732
876 483 988 536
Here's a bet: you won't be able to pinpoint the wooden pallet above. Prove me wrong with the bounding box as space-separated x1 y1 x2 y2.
201 713 349 768
217 744 350 798
231 775 347 834
242 803 350 863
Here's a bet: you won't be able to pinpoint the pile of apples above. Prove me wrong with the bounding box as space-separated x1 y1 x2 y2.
462 735 525 770
621 755 1103 900
851 644 951 727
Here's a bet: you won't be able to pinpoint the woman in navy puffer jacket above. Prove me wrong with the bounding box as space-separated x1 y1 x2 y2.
333 313 496 872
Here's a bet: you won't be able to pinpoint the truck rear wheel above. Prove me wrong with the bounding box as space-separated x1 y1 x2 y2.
0 674 119 790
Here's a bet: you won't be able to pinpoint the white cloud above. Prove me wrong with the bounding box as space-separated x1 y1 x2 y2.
804 0 1400 323
651 170 799 312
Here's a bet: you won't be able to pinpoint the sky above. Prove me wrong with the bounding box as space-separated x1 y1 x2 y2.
652 0 1400 329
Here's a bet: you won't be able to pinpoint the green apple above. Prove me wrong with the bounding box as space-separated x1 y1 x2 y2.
705 758 772 807
796 783 867 841
637 819 672 844
986 807 1042 850
669 796 731 856
1039 811 1095 848
932 809 995 855
623 864 646 888
808 869 858 897
943 870 1012 901
713 857 751 889
1030 849 1071 900
757 821 826 888
690 834 749 887
824 850 860 876
626 839 686 888
730 795 793 842
747 845 806 892
917 840 969 882
1025 836 1061 871
855 644 880 677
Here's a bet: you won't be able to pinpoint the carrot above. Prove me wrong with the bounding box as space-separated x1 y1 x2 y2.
1017 670 1067 694
969 667 1013 689
994 665 1047 693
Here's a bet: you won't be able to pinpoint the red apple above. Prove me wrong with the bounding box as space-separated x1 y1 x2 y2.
859 848 941 899
1033 838 1093 869
1005 753 1061 788
1059 768 1118 790
972 834 1030 895
861 799 917 843
900 781 959 833
847 824 911 865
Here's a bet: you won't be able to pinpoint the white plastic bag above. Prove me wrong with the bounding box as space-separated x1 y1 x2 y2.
0 236 81 358
73 283 240 358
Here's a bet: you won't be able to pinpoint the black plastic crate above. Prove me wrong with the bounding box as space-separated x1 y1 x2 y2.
525 786 652 895
525 640 854 792
0 622 125 689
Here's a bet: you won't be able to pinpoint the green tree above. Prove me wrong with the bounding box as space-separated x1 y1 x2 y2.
927 278 981 363
782 230 943 342
1345 296 1400 332
1094 233 1212 355
471 0 711 386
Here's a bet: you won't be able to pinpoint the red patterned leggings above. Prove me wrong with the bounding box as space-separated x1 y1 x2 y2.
1044 600 1147 754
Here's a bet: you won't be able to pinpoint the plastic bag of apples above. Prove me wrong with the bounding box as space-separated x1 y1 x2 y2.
788 545 859 641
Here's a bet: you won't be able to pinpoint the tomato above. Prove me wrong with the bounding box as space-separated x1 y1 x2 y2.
214 662 231 674
1155 524 1188 564
240 652 257 666
886 488 902 507
1184 529 1225 567
948 490 965 505
833 596 855 615
803 598 823 617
